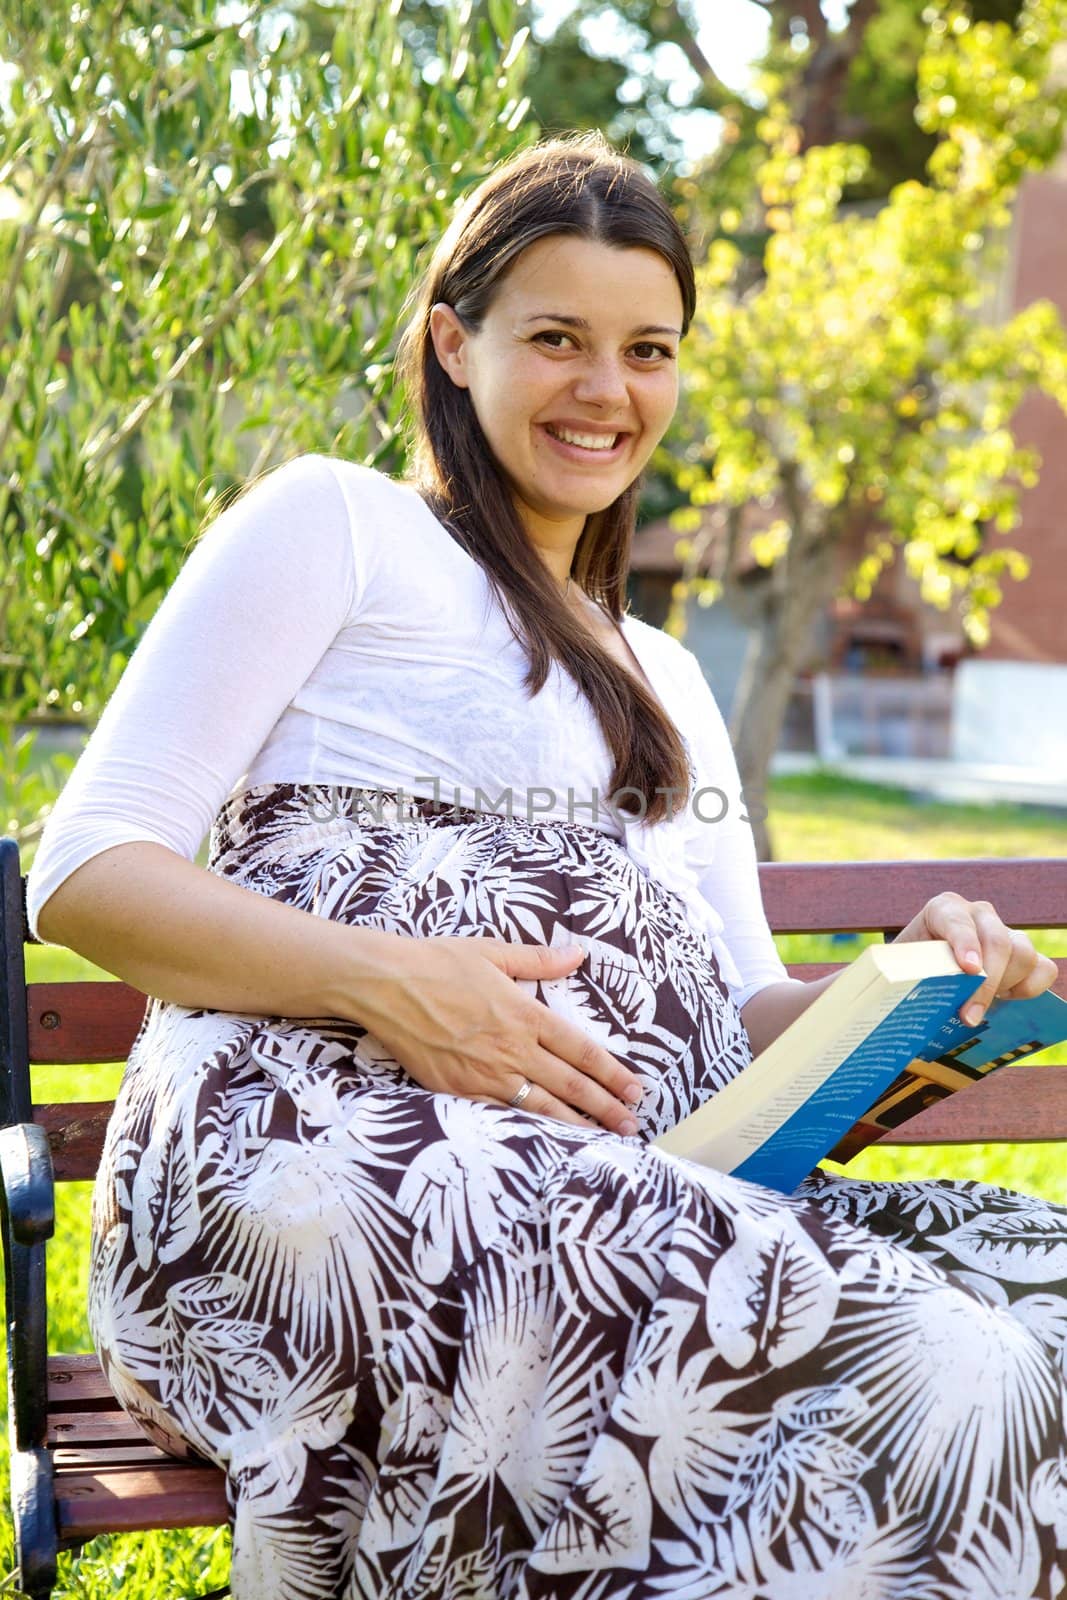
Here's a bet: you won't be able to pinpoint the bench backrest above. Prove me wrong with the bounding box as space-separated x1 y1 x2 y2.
4 837 1066 1178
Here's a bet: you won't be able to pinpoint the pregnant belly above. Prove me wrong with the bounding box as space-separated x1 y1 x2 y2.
206 781 753 1133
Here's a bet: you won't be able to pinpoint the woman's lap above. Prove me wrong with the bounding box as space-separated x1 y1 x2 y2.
91 1043 1067 1598
87 784 1067 1597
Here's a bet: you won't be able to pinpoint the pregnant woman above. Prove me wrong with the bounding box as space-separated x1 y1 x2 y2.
26 132 1067 1599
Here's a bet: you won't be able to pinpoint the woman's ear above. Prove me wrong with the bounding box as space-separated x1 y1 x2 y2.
429 302 471 389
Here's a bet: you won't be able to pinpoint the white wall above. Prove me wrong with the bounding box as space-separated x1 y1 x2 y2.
683 601 754 724
952 660 1067 782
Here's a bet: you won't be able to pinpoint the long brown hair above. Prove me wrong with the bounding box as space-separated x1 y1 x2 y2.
394 132 697 825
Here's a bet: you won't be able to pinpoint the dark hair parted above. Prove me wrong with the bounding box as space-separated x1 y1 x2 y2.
393 132 697 825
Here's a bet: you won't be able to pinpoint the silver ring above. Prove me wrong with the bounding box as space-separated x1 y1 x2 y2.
508 1078 533 1108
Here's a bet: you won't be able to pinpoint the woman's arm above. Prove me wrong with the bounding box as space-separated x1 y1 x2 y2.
670 651 1057 1056
24 455 359 945
739 971 839 1058
739 895 1061 1058
36 839 402 1017
29 454 647 1132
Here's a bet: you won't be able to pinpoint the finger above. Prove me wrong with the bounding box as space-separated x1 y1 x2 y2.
999 945 1060 1002
535 1008 645 1110
917 893 991 981
990 929 1048 997
525 1044 644 1134
912 895 1006 1023
959 909 1028 1024
476 939 588 977
505 1068 642 1136
470 1089 592 1129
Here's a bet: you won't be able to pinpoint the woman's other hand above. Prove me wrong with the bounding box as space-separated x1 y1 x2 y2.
354 935 645 1135
892 893 1060 1027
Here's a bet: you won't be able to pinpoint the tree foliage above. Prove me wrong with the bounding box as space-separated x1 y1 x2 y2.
667 0 1067 855
0 0 531 757
500 1 1031 196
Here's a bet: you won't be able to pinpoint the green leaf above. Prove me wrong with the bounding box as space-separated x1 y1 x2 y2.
487 0 515 42
173 29 221 54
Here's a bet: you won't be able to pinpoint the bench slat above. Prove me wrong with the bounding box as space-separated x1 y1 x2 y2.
34 1067 1067 1164
55 1463 228 1537
34 1107 113 1184
35 1102 112 1182
48 1353 116 1407
759 858 1067 935
35 1071 1067 1170
26 955 1067 1183
873 1064 1067 1146
49 1410 164 1448
55 1445 174 1467
27 981 147 1065
26 866 1067 1069
44 1355 230 1533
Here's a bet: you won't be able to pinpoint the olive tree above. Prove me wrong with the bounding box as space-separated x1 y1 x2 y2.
0 0 533 842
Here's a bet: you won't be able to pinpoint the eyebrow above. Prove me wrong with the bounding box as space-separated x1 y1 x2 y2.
522 313 681 337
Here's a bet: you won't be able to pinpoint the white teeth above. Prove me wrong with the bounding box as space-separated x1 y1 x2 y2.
547 426 619 451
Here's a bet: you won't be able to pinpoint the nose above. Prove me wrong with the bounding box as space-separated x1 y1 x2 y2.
571 355 629 409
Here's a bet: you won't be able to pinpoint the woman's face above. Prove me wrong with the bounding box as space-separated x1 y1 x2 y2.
429 233 684 554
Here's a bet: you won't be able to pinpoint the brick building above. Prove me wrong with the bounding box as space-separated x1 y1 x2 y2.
950 146 1067 778
984 151 1067 669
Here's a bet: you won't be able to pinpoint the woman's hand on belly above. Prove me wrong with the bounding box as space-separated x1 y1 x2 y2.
349 935 645 1136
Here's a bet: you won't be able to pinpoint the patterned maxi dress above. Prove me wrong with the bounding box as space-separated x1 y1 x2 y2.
88 779 1067 1600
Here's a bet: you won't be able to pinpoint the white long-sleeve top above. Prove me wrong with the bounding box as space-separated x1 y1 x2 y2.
25 454 788 1010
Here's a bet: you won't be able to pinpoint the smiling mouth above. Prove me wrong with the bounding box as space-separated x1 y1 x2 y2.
543 424 625 454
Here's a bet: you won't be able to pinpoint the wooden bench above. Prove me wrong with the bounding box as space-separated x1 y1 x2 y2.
2 833 1066 1596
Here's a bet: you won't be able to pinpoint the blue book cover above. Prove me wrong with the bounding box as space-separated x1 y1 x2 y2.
828 985 1067 1153
654 942 1067 1198
914 988 1067 1073
731 973 984 1194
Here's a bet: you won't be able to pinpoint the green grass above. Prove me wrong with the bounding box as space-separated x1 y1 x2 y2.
769 768 1067 863
3 773 1067 1593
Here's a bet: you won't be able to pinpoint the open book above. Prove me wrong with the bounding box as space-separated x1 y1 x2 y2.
653 940 1067 1195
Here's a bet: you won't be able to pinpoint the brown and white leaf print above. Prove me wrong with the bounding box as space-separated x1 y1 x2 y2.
702 1214 842 1371
940 1209 1067 1285
84 782 1067 1600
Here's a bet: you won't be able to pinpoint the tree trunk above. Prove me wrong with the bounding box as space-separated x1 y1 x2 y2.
792 0 882 151
726 535 839 861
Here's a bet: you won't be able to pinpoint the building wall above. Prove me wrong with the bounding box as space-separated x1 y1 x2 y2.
626 573 754 724
953 660 1067 776
949 154 1067 770
675 600 754 725
983 155 1067 665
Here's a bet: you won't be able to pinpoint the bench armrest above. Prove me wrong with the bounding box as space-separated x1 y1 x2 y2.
1 1123 54 1455
0 1124 55 1246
